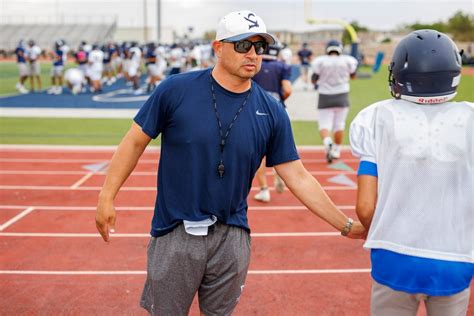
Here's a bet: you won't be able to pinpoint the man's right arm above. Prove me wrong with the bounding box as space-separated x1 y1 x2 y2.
95 122 152 241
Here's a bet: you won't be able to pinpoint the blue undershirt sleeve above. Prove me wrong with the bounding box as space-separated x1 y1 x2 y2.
357 160 378 177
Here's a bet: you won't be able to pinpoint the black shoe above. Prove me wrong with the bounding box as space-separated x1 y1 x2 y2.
326 144 333 164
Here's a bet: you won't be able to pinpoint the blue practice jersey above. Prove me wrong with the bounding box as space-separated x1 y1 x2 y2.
53 49 64 66
145 49 157 65
103 47 116 64
297 49 312 65
15 47 26 63
253 59 291 102
134 68 299 237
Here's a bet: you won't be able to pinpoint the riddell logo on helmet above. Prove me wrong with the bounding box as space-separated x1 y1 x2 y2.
417 96 449 104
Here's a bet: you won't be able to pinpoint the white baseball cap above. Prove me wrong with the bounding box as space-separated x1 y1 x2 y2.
215 10 276 44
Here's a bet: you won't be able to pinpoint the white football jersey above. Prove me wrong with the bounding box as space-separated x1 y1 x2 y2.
64 68 84 85
311 54 358 95
27 45 42 61
279 47 293 65
170 47 184 68
350 99 473 263
88 49 104 72
129 46 142 63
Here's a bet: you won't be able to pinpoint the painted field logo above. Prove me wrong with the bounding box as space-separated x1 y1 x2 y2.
92 88 150 103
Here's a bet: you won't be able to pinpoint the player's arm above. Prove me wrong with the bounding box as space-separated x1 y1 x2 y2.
275 160 366 239
96 122 152 241
349 104 377 230
349 56 358 79
281 79 292 100
356 175 377 230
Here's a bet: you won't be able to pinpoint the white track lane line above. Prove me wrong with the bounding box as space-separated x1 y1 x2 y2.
0 170 91 175
0 232 341 238
0 158 358 164
0 269 370 275
248 269 371 274
0 207 35 231
0 205 355 211
0 144 352 151
0 185 355 191
70 172 94 189
0 170 355 176
0 144 341 151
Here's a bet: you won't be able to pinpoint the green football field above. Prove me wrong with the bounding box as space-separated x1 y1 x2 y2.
0 61 473 145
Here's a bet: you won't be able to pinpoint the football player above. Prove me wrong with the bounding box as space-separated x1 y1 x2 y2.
311 40 358 163
350 29 472 315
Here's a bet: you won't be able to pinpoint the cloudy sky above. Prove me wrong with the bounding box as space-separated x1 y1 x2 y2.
1 0 473 35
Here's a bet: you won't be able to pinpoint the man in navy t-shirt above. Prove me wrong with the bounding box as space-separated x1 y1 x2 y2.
96 10 366 315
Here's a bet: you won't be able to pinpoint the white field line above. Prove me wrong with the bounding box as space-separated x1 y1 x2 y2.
0 144 352 151
70 172 94 189
248 269 371 275
0 205 154 211
0 158 358 164
0 145 144 152
0 205 355 211
0 170 355 176
0 185 356 191
0 232 340 238
0 170 94 175
0 207 35 231
0 158 150 163
0 268 370 275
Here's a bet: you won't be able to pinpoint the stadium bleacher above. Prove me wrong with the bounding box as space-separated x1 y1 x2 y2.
0 22 117 52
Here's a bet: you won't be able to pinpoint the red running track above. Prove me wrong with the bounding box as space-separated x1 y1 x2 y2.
0 146 472 315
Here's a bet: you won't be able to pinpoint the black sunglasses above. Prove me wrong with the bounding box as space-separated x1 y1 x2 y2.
222 39 268 55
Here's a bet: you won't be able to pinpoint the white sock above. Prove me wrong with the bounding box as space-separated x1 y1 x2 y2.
323 137 333 147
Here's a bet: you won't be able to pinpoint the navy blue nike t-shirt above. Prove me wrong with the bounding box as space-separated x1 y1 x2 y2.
134 68 299 237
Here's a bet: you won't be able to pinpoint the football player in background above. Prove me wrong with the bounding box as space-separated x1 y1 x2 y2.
311 40 358 163
14 40 29 94
47 40 66 95
26 39 42 92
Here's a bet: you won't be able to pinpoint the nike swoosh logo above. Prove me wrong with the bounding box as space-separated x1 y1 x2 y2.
256 110 269 116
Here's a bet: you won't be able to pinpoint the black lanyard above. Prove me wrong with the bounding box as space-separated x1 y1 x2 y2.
210 75 252 178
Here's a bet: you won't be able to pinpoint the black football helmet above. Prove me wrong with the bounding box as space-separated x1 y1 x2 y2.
263 42 282 60
388 29 462 104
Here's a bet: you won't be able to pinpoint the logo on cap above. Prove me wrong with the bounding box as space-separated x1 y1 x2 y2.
244 13 259 29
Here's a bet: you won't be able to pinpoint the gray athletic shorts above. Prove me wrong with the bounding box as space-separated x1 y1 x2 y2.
371 281 471 316
317 92 350 109
140 222 251 316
